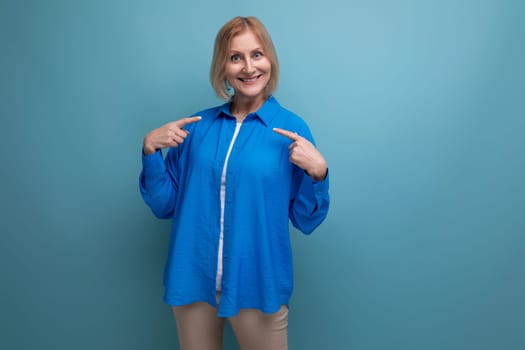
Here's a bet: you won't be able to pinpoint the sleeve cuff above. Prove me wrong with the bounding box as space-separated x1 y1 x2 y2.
311 168 330 196
141 149 166 178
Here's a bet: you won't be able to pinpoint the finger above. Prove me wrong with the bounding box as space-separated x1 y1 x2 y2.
273 127 301 141
173 128 189 138
289 146 303 160
174 116 202 128
171 134 185 144
166 129 184 141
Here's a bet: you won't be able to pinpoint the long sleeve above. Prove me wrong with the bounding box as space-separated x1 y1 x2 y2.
287 120 330 234
139 149 179 219
289 167 330 234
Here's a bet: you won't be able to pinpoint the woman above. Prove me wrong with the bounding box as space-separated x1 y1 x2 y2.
139 16 329 350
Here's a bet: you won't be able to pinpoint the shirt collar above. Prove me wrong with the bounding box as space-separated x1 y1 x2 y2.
217 96 280 126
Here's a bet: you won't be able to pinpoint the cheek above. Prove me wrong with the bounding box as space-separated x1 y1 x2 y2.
224 66 239 81
261 59 272 72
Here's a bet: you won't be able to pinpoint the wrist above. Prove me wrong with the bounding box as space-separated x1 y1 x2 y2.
143 134 158 155
143 144 157 156
308 166 327 181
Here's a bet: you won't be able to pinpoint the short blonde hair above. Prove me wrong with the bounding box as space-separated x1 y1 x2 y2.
210 16 279 100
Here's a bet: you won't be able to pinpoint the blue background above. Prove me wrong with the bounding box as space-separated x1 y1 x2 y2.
1 0 524 349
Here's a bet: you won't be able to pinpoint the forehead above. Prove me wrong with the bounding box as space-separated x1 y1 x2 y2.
229 29 263 51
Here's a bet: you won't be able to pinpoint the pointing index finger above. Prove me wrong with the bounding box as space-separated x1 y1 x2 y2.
273 127 300 141
175 116 202 128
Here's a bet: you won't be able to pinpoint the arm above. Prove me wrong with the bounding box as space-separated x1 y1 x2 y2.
289 167 330 234
273 126 330 234
139 116 201 218
139 149 179 219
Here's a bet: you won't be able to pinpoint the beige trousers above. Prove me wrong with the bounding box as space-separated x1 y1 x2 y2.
172 295 288 350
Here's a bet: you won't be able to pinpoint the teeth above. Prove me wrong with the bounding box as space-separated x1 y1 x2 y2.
241 77 257 82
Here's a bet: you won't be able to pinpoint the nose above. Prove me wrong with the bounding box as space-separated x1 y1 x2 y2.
243 59 256 74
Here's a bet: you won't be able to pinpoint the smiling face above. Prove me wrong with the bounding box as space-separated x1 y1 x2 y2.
224 29 272 105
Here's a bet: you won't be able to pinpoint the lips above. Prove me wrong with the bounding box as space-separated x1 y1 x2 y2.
238 74 262 83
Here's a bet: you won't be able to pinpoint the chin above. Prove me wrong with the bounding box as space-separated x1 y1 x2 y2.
237 91 266 100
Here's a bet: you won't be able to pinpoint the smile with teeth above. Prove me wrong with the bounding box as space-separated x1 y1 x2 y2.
239 74 262 83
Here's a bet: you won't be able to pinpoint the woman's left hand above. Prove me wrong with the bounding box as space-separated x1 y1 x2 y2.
273 128 328 181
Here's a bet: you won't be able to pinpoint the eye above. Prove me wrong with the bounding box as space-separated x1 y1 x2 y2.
230 54 241 62
253 51 264 59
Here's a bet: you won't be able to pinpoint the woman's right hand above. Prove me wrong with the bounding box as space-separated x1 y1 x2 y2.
143 116 202 155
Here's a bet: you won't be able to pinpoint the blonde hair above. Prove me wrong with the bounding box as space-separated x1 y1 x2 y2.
210 16 279 100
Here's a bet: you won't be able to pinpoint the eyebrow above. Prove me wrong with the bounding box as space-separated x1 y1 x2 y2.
229 47 264 54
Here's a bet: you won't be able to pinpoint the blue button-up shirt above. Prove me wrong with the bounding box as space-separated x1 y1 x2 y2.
139 96 329 317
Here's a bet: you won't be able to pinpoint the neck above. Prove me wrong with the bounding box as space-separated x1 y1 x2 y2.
230 95 266 122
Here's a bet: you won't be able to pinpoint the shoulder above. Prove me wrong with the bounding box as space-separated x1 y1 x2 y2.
192 103 224 119
271 99 312 137
183 102 227 131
